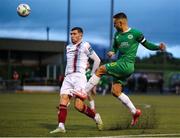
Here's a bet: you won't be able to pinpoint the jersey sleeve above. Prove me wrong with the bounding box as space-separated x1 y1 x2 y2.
85 42 94 56
136 30 160 51
85 42 101 75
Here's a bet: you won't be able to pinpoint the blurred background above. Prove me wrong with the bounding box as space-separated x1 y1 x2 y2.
0 0 179 94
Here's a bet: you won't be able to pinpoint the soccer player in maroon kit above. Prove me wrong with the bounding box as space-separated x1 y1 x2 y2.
50 27 103 134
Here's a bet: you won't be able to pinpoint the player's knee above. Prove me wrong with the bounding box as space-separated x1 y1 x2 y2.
74 98 84 112
111 83 122 97
60 94 70 106
95 65 106 77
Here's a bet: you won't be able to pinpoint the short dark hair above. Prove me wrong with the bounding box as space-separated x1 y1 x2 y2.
71 27 83 34
113 12 127 19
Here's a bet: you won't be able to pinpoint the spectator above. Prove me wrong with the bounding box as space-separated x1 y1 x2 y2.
127 75 136 93
12 71 19 80
137 74 148 93
158 75 164 94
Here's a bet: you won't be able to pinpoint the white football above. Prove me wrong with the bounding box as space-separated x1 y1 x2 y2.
17 4 31 17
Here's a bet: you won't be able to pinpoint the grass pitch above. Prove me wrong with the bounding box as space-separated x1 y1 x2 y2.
0 92 180 137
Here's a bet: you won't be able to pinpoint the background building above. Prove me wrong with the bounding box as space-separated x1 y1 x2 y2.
0 38 65 87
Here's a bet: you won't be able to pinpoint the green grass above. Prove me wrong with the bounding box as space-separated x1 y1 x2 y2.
0 93 180 137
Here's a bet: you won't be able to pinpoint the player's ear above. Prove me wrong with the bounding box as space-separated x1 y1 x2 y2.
80 33 83 37
122 18 127 25
119 19 124 25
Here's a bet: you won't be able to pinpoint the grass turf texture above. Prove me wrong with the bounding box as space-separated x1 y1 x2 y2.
0 93 180 137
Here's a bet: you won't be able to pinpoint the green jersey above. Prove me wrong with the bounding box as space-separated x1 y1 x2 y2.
111 28 160 63
105 28 160 85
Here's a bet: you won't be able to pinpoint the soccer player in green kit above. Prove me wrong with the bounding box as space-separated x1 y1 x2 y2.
85 12 166 126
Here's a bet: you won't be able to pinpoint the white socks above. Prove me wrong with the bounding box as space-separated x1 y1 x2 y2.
86 74 137 114
58 122 65 129
118 93 136 114
89 100 95 110
85 74 100 93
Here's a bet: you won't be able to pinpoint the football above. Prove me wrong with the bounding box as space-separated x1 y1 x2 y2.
17 4 31 17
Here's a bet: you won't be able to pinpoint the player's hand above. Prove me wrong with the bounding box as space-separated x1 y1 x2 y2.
107 51 115 58
159 43 166 52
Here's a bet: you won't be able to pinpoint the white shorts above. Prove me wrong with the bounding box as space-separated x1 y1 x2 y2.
60 72 87 97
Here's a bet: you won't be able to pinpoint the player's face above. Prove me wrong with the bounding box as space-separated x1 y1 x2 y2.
70 30 82 44
113 18 123 31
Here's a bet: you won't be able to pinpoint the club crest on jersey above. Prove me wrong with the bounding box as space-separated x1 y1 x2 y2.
110 62 117 66
128 34 133 39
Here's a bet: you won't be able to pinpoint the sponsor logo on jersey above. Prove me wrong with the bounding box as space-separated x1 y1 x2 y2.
120 42 129 48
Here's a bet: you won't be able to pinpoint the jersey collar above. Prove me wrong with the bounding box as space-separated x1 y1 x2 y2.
123 28 131 33
72 40 82 47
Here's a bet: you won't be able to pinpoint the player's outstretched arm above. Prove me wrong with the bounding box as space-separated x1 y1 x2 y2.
142 40 166 52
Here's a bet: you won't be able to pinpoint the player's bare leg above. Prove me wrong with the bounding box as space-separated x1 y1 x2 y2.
74 97 103 130
112 83 141 126
50 94 70 134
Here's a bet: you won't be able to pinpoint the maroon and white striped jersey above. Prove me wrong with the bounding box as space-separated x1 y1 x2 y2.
65 41 96 76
